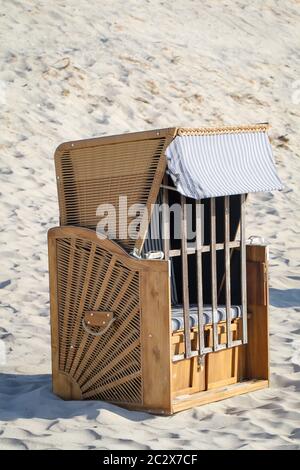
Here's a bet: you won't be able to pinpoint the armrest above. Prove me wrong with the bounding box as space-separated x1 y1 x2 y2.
48 225 167 273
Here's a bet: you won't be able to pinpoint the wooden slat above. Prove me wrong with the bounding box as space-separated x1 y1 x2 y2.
196 201 205 355
210 198 218 351
111 272 135 310
82 339 140 392
181 195 191 357
48 232 61 395
246 244 269 381
224 196 232 348
240 194 248 343
56 127 177 152
93 255 117 310
59 238 76 370
140 266 172 413
206 332 241 390
247 261 267 306
84 371 141 398
67 244 97 374
172 359 206 396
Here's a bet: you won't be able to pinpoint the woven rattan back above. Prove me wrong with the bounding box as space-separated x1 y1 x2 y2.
55 128 176 253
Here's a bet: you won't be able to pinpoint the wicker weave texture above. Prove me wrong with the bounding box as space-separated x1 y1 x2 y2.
55 235 142 404
177 124 269 136
55 135 169 253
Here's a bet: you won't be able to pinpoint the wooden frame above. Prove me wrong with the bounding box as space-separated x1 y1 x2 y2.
49 226 269 414
49 125 271 414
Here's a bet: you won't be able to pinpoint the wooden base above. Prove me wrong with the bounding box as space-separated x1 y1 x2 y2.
172 379 268 414
113 379 268 415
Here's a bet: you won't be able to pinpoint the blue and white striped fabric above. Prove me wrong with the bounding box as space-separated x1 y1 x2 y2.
171 304 242 332
165 132 283 199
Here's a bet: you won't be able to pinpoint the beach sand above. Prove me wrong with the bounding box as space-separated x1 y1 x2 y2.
0 0 299 449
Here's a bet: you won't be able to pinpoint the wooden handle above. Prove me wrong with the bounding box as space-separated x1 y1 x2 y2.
82 311 115 336
84 311 114 327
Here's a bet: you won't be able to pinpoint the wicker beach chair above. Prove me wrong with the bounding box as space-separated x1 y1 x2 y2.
48 124 282 414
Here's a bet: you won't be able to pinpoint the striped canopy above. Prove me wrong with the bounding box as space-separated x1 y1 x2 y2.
165 130 283 199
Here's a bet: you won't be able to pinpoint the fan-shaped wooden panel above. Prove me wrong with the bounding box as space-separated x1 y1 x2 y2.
53 232 142 405
55 128 177 253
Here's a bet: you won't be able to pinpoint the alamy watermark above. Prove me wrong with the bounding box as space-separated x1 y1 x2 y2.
95 196 204 247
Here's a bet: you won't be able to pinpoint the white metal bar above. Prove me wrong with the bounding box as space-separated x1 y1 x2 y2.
196 200 205 355
240 194 248 344
210 198 218 351
224 196 233 348
169 241 240 258
181 194 191 357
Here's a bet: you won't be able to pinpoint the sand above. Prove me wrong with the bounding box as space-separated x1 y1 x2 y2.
0 0 300 450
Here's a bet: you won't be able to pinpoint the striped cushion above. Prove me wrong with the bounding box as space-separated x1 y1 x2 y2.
165 132 282 199
171 304 242 332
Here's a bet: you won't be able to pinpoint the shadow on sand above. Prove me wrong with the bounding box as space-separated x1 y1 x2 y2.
270 288 300 309
0 373 153 422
